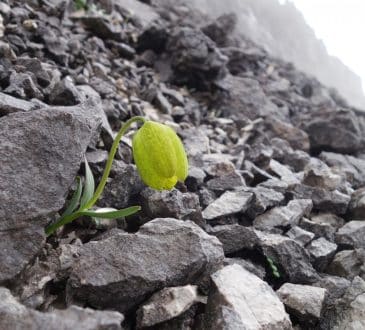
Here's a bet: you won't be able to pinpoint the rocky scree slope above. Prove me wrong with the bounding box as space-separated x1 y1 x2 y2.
0 0 365 329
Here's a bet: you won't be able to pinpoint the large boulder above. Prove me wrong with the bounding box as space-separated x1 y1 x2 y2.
67 218 224 312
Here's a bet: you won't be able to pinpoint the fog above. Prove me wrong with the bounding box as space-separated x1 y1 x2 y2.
172 0 365 109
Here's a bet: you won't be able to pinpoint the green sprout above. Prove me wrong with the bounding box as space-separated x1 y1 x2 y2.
267 257 281 279
45 116 188 236
74 0 88 11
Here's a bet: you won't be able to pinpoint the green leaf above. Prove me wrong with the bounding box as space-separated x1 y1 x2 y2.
79 206 141 219
60 177 83 217
79 157 95 210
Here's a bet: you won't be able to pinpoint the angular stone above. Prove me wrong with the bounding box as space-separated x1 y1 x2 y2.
0 288 123 330
202 265 292 330
306 237 337 271
99 161 144 209
223 258 266 279
327 249 365 279
321 277 365 330
286 226 315 246
349 188 365 219
136 285 200 328
0 100 102 283
245 186 285 219
268 159 301 184
201 13 237 46
67 219 224 312
216 75 279 121
290 183 350 214
256 231 319 283
336 220 365 249
49 77 81 106
141 188 203 225
320 151 365 188
202 190 253 220
277 283 326 323
300 109 363 154
167 27 227 88
207 224 259 254
0 92 38 115
253 199 313 231
206 171 245 191
300 218 336 242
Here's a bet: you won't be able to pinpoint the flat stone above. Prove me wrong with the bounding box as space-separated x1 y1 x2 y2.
136 285 200 328
0 99 102 283
300 217 336 242
0 92 38 115
67 218 224 312
202 190 253 220
207 224 259 254
306 237 337 271
223 258 266 280
254 199 313 231
202 264 292 330
277 283 326 322
256 230 319 283
0 288 124 330
336 221 365 248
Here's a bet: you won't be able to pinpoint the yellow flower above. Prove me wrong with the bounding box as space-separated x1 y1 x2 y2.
132 121 188 190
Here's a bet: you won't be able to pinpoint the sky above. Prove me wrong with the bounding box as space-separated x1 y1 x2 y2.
280 0 365 92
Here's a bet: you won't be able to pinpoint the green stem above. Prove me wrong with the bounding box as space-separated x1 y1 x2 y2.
45 116 146 236
82 116 146 210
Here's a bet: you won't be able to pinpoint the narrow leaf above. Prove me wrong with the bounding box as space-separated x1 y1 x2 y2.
79 206 141 219
60 177 83 217
79 157 95 209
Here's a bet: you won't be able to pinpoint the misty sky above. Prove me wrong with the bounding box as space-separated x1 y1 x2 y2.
281 0 365 92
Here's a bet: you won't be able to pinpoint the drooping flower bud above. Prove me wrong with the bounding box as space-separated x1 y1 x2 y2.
132 121 188 190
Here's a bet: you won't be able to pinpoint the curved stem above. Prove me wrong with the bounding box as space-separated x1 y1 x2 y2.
45 211 82 236
82 116 146 210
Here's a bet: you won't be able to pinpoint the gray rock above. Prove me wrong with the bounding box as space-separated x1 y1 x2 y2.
290 183 350 214
0 288 124 330
306 237 337 271
216 75 279 121
321 277 365 330
67 218 224 312
206 171 245 191
185 166 206 191
300 109 363 154
300 217 336 242
268 159 301 184
286 226 315 246
0 100 102 283
115 0 159 27
336 221 365 248
201 13 237 46
167 27 227 88
141 188 203 225
253 199 313 231
327 249 365 279
349 188 365 219
207 224 259 254
5 71 43 100
245 186 285 219
100 161 144 209
202 264 292 330
303 158 344 191
320 151 365 188
0 92 38 115
277 283 326 323
136 285 201 328
49 77 81 106
202 190 253 220
223 258 266 280
256 230 319 283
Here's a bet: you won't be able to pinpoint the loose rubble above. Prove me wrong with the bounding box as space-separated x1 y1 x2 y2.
0 0 364 328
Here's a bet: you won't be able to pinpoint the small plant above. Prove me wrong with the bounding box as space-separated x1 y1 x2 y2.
267 257 281 279
45 116 188 236
74 0 88 11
